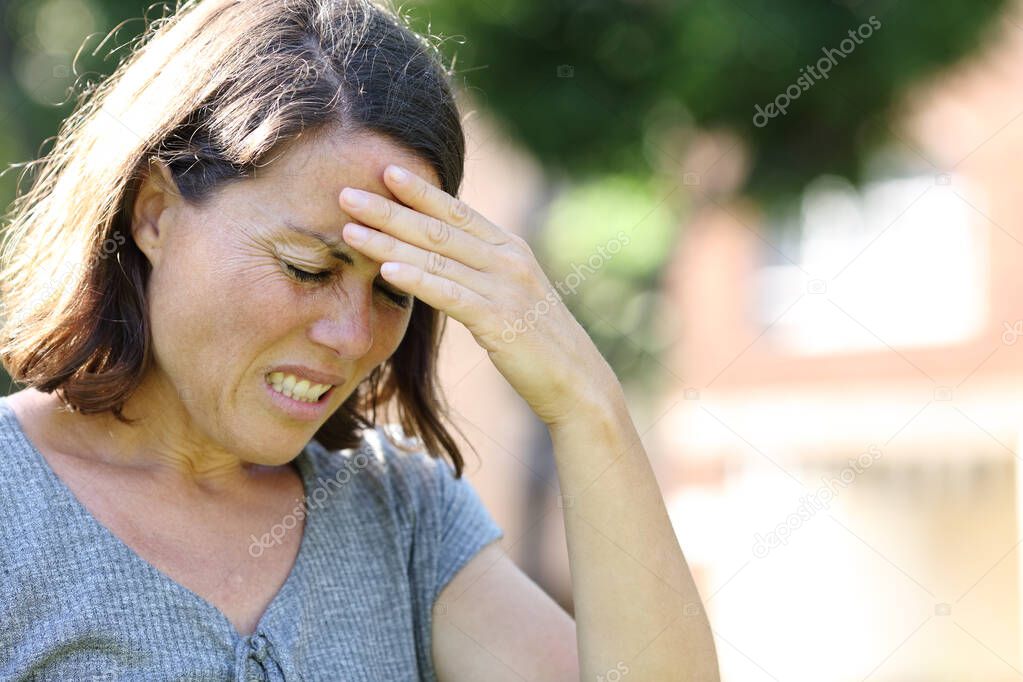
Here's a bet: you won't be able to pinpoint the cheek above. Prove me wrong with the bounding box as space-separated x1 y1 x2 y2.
369 307 413 359
147 242 281 390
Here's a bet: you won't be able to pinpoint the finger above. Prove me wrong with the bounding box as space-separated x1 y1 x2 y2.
339 187 491 272
378 259 490 329
382 164 510 247
341 221 495 298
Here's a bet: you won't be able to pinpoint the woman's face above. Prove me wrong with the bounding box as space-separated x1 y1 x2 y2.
131 128 441 466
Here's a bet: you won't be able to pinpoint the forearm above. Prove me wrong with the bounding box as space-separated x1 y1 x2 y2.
549 373 720 681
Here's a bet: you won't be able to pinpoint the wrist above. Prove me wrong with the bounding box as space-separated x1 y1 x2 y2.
545 371 628 435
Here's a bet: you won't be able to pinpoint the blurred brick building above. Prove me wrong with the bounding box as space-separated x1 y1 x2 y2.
655 7 1023 680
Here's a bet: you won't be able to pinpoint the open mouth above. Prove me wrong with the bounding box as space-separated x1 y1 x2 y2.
265 372 335 404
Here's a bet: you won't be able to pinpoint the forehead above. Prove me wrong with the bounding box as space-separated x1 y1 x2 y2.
252 127 442 203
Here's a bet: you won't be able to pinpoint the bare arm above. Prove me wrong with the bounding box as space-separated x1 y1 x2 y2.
432 541 579 681
431 376 719 681
548 379 720 680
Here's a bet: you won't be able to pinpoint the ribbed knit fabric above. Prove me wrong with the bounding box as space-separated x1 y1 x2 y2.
0 396 504 681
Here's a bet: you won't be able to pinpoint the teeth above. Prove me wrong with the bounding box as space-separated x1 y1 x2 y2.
266 372 332 403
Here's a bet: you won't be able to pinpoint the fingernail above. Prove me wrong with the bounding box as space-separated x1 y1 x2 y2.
345 223 369 244
341 187 366 208
387 165 408 183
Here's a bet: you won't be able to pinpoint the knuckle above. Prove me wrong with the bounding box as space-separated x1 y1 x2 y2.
425 217 451 246
448 199 472 226
502 234 532 259
425 251 447 275
505 233 531 257
505 249 535 281
442 278 461 303
505 232 531 253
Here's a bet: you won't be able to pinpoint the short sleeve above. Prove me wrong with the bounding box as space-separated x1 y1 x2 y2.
430 457 505 595
363 425 505 605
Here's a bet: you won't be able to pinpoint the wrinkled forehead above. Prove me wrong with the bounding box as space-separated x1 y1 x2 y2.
252 127 442 203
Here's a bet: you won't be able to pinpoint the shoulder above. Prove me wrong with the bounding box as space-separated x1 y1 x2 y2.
301 424 461 529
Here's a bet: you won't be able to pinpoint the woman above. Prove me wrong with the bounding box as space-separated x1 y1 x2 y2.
0 0 719 680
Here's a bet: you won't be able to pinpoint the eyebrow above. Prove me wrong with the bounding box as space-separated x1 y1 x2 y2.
279 221 410 295
280 222 361 268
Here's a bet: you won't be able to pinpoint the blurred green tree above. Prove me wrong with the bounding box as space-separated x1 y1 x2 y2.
409 0 1008 198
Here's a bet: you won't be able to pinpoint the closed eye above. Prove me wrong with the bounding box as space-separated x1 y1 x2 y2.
282 262 412 308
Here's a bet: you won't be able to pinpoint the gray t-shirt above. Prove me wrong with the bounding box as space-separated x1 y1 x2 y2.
0 396 504 681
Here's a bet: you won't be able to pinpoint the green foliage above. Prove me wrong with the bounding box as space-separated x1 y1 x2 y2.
541 174 675 278
1 0 1009 221
1 0 1010 217
409 0 1010 200
538 174 680 390
0 0 158 207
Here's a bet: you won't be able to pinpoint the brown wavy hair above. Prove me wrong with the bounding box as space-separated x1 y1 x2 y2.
0 0 475 476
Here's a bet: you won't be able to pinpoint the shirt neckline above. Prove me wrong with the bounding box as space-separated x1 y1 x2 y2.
0 394 318 646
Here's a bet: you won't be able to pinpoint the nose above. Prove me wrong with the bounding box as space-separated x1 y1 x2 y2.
307 279 374 359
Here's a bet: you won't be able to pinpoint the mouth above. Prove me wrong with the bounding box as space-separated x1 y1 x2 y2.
264 372 335 404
